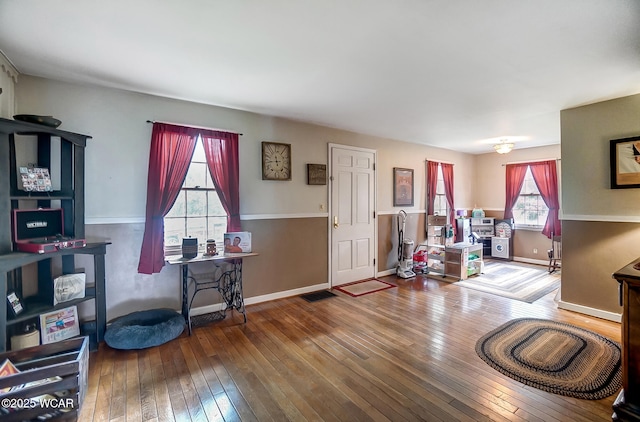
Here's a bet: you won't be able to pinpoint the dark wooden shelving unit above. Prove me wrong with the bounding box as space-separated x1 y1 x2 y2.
613 260 640 421
0 117 108 352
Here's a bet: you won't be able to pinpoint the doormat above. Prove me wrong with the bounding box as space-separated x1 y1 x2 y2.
300 290 337 302
334 279 396 297
476 318 621 400
455 261 559 303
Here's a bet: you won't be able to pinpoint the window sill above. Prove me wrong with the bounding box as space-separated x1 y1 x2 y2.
515 225 543 232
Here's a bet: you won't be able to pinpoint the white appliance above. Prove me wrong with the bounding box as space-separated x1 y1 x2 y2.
491 219 515 260
470 218 495 237
471 217 494 256
491 237 510 259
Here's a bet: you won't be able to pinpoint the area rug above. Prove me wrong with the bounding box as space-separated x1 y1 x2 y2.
334 279 396 297
300 290 337 302
455 261 559 303
476 318 621 400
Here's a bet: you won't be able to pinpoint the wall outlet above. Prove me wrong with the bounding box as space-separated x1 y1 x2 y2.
533 248 538 254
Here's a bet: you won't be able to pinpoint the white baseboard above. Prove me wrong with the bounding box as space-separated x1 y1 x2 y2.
190 283 330 316
512 257 551 266
377 268 397 277
557 300 621 323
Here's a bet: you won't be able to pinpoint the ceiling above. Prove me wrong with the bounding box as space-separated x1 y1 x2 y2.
1 1 639 154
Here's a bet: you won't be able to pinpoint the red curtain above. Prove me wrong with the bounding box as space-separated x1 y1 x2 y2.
201 130 242 232
426 161 439 215
503 164 528 220
138 123 199 275
441 163 455 235
530 160 561 238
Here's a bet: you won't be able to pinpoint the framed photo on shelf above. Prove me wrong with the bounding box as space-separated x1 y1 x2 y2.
393 167 414 206
6 291 24 318
39 305 80 345
610 136 640 189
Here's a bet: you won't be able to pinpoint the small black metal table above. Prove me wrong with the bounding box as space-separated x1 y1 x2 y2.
166 252 258 334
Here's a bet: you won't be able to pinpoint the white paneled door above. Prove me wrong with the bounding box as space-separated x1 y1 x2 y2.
330 145 376 286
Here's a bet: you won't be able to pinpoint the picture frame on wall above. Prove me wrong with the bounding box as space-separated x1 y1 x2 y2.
610 136 640 189
393 167 414 206
307 164 327 185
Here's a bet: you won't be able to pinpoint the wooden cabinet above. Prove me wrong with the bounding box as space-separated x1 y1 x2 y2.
0 117 107 352
445 242 483 280
612 259 640 421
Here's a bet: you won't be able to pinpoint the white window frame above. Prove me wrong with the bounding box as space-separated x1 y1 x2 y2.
163 137 228 255
433 164 448 217
513 166 548 230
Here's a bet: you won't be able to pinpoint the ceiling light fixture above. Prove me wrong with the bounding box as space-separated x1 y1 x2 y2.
494 139 514 154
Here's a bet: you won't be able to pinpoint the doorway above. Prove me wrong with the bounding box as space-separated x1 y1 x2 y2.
328 144 376 286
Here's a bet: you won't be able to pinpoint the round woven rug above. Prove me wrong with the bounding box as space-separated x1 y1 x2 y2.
475 318 621 400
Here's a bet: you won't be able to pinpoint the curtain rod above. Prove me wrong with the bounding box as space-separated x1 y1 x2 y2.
425 159 455 165
146 120 243 136
501 158 560 166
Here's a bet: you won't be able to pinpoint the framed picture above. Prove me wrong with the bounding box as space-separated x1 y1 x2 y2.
262 141 292 180
6 291 24 318
39 305 80 344
393 167 414 206
307 164 327 185
610 136 640 189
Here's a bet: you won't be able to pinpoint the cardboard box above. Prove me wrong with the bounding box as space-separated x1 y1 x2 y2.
223 232 252 253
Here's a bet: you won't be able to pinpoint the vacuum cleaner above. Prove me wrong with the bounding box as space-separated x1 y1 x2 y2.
396 210 416 279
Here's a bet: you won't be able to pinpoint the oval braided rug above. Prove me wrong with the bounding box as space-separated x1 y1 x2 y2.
475 318 621 400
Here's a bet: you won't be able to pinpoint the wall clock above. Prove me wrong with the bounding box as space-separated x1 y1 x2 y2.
262 141 292 180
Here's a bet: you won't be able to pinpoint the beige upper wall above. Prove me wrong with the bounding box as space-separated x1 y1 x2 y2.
473 144 561 212
15 76 476 220
0 52 18 119
561 94 640 218
559 93 640 315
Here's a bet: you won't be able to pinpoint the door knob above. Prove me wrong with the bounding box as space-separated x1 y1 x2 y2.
333 216 339 229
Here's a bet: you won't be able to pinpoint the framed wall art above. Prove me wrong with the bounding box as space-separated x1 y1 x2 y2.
393 167 414 206
610 136 640 189
262 141 291 180
307 164 326 185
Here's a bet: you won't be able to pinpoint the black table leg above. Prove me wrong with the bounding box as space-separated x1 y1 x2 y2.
181 264 191 334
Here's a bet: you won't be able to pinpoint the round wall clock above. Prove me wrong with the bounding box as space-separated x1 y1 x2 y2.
262 141 291 180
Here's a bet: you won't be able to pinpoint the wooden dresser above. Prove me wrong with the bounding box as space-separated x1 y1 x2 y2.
612 258 640 421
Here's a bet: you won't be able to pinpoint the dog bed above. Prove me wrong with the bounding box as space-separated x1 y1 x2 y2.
104 308 185 350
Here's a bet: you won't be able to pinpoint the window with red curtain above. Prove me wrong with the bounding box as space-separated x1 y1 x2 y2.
441 163 455 235
137 123 241 275
504 160 560 239
426 161 439 215
200 130 241 232
529 160 561 237
426 160 455 235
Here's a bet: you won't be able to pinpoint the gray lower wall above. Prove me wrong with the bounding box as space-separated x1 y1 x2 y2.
82 217 328 322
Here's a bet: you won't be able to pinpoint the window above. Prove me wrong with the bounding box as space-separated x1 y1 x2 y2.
163 138 228 254
513 167 549 228
433 164 448 216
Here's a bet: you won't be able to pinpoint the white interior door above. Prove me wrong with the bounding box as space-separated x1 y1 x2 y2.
330 145 376 286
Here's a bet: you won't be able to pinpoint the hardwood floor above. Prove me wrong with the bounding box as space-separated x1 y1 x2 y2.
79 269 621 421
